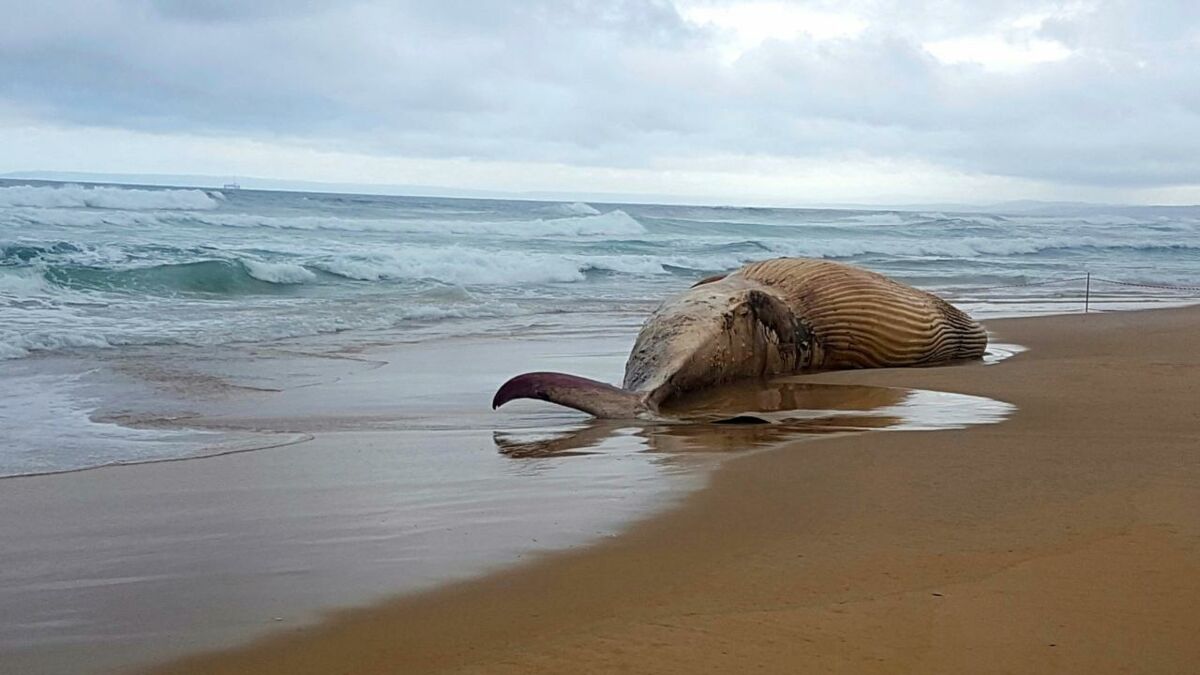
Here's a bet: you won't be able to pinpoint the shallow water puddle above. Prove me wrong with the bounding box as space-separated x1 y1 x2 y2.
493 380 1014 458
983 341 1026 365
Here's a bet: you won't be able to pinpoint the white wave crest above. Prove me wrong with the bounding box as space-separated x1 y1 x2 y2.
200 209 645 237
313 247 671 285
241 259 316 284
548 201 601 216
0 184 221 210
316 248 587 284
0 270 52 296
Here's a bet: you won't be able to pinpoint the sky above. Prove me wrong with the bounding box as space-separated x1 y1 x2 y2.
1 0 1198 205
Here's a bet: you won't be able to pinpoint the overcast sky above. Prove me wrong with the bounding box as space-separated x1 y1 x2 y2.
2 0 1198 204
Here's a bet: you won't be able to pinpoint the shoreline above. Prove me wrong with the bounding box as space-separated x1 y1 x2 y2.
144 305 1200 674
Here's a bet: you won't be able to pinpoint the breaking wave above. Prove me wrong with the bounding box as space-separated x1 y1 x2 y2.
4 248 674 299
314 247 669 285
241 259 317 284
0 184 222 210
204 209 646 237
15 259 318 297
0 269 53 296
3 206 646 237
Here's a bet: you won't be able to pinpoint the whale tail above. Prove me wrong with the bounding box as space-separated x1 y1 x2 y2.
492 372 647 419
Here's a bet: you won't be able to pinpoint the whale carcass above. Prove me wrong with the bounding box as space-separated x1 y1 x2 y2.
493 258 987 419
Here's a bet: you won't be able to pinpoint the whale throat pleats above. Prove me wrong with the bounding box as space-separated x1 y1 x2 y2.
736 259 987 369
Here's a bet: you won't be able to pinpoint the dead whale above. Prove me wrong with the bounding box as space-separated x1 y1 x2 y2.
493 258 987 419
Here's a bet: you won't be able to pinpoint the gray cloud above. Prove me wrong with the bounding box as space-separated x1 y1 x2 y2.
1 0 1198 192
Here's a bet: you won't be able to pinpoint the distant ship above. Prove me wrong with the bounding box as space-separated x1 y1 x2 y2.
222 182 242 190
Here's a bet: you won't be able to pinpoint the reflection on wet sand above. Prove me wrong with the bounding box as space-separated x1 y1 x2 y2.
669 380 909 417
494 381 1011 459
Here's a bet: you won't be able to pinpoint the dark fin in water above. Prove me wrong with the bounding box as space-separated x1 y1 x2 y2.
492 371 646 419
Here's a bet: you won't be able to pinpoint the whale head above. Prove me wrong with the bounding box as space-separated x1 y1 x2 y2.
622 276 813 408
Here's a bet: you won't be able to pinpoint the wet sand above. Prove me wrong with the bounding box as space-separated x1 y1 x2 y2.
144 306 1200 674
0 333 710 674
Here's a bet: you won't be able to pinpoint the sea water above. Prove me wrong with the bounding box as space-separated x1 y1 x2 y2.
2 181 1199 363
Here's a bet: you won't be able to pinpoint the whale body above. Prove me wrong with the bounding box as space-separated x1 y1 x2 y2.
493 258 987 419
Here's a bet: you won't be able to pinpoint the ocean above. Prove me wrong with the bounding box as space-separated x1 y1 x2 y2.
2 180 1199 364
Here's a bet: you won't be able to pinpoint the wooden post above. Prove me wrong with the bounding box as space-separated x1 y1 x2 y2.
1084 273 1090 313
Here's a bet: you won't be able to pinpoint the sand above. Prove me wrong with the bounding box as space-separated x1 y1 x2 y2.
132 305 1200 675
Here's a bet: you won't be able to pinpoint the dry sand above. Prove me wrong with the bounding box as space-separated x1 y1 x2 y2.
137 306 1198 674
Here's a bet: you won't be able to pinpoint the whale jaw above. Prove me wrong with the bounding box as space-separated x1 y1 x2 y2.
492 371 648 419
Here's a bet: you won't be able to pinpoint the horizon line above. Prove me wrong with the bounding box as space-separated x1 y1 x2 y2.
3 170 1198 212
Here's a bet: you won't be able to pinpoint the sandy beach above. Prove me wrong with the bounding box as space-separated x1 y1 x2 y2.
117 305 1198 674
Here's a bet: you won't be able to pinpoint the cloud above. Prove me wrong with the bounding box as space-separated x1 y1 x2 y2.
0 0 1198 202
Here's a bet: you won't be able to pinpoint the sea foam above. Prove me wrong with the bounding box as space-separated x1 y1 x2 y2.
316 248 595 284
199 209 646 237
241 259 317 284
0 269 53 297
310 243 688 285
